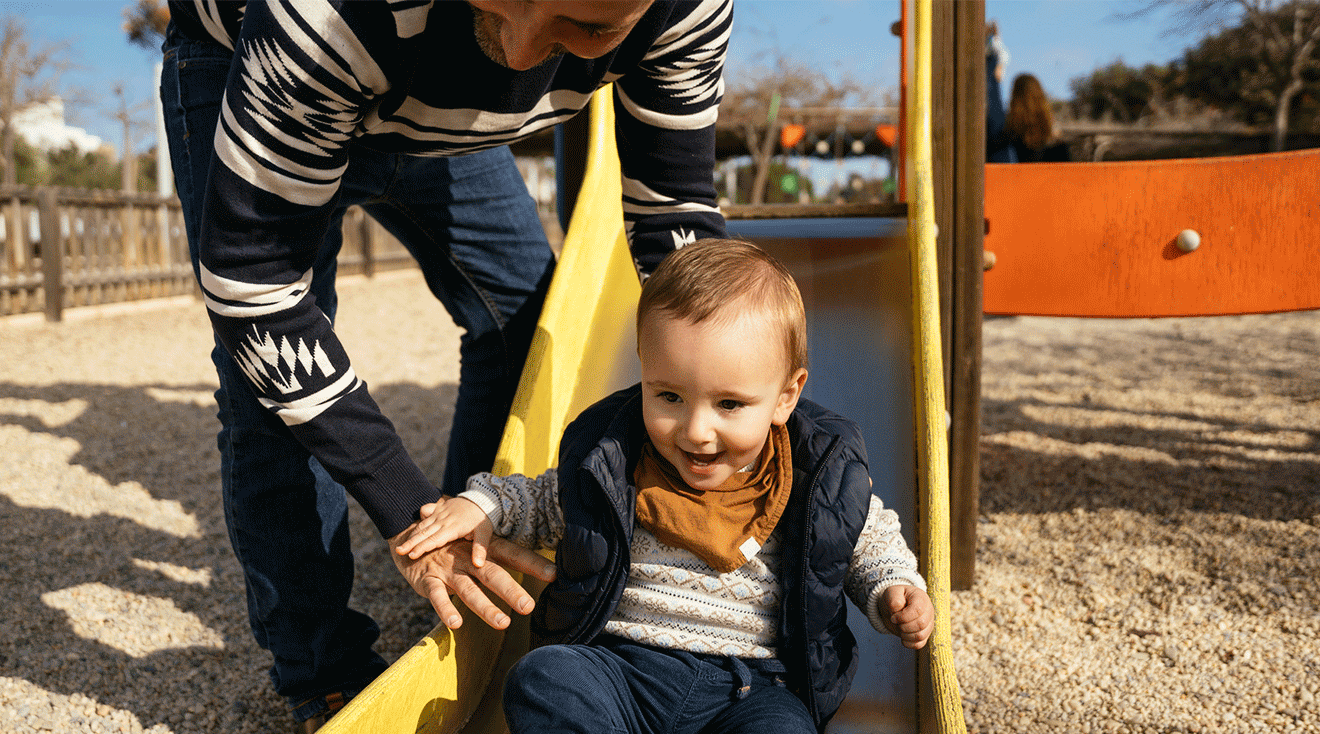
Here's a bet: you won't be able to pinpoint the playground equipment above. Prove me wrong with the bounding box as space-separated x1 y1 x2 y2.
319 96 962 734
319 0 966 730
314 0 1320 730
983 149 1320 317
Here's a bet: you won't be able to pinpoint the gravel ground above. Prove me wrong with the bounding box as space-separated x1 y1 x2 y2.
1 270 1317 733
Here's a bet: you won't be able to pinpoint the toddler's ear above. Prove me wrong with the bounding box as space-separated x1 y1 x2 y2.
772 368 809 426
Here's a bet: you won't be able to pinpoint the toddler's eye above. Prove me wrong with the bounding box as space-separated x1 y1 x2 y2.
658 391 681 404
718 399 744 411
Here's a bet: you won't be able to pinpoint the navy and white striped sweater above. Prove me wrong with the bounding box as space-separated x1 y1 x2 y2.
170 0 730 537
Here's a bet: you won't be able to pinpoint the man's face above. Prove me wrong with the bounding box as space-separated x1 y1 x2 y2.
469 0 654 70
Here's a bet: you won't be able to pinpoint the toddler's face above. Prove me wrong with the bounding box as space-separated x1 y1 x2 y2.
638 309 807 491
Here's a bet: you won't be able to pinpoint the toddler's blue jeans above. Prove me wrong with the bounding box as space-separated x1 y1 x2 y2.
504 637 816 734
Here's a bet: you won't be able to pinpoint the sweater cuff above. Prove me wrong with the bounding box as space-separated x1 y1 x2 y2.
865 572 929 633
458 483 503 528
354 450 443 539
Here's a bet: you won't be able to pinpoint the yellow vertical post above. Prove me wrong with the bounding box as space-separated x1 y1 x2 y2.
906 0 966 731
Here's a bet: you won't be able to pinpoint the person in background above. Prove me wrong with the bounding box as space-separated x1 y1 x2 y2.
159 1 730 730
1004 73 1072 162
985 20 1016 163
398 239 934 734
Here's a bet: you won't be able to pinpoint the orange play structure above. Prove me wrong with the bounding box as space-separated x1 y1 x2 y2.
983 149 1320 317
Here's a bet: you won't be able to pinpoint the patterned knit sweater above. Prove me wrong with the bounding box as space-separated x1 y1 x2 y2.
168 0 731 538
461 471 926 659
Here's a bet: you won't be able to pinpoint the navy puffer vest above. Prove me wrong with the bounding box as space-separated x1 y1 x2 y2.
530 385 872 730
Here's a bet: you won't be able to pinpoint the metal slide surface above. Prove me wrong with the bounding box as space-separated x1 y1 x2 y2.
319 86 953 733
728 218 920 733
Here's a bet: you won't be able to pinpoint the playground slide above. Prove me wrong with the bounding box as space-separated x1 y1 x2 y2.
318 82 963 733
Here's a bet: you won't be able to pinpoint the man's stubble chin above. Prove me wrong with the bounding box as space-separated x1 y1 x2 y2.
470 6 567 69
471 7 510 67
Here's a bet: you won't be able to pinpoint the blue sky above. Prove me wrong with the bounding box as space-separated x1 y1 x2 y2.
727 0 1203 99
4 0 1210 155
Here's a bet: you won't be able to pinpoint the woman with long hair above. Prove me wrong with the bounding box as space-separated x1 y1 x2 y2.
1004 73 1071 162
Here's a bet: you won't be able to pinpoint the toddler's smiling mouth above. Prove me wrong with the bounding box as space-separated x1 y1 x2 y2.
684 450 721 467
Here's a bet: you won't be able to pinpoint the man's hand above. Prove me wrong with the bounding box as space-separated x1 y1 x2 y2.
389 530 556 631
879 584 935 650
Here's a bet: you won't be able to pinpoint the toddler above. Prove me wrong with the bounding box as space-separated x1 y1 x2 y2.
397 238 933 733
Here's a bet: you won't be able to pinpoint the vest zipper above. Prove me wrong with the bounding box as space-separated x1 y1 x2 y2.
577 466 630 643
798 434 840 725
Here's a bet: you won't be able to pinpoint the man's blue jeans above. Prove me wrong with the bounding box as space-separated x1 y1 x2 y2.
504 638 816 734
159 25 554 719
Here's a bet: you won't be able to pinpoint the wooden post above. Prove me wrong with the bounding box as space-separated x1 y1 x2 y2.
948 0 985 593
39 188 63 322
7 196 25 271
930 0 984 592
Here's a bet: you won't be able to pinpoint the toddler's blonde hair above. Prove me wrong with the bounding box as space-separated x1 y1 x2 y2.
637 238 808 374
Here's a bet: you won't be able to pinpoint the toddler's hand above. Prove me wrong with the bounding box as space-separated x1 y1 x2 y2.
879 585 935 650
393 496 493 566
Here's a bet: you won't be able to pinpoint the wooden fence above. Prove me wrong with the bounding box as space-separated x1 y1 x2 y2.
0 186 414 320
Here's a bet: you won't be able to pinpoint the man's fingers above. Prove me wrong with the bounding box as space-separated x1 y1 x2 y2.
422 576 464 630
446 573 511 629
891 604 923 626
486 537 557 583
469 556 536 616
892 605 934 630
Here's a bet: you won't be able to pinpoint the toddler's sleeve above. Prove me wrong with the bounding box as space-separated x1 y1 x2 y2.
845 495 928 633
460 470 566 552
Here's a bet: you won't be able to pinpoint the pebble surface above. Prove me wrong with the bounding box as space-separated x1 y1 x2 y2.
957 313 1319 734
1 271 1317 733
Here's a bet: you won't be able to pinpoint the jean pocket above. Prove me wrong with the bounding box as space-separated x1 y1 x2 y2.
175 55 233 114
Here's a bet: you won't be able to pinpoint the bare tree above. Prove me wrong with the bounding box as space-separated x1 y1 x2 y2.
111 83 153 192
0 16 74 185
721 58 875 205
1124 0 1320 150
123 0 170 52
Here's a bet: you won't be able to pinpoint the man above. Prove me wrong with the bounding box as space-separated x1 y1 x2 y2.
159 1 730 730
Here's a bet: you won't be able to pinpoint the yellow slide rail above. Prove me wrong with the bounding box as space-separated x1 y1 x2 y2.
906 0 967 731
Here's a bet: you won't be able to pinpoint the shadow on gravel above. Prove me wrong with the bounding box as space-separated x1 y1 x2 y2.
979 394 1320 523
976 392 1319 621
0 380 457 732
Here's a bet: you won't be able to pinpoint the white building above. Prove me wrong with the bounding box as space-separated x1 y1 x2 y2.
12 97 104 155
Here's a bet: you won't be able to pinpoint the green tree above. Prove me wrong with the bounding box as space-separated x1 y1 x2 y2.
1124 0 1320 150
16 139 117 189
1177 3 1320 139
44 146 121 189
1069 60 1180 122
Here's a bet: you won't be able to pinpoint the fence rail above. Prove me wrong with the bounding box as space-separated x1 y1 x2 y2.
0 186 414 320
